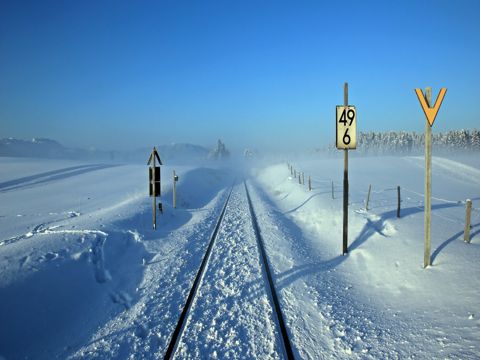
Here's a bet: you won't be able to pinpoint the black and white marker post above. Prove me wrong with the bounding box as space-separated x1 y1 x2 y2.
147 147 163 229
336 82 357 255
343 84 349 255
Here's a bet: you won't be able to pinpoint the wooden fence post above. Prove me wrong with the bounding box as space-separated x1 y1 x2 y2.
464 199 472 243
308 176 312 191
365 184 371 211
298 173 302 184
397 186 401 218
294 169 296 178
302 172 305 185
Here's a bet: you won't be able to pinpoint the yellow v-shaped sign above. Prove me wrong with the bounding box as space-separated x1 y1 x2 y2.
415 88 447 126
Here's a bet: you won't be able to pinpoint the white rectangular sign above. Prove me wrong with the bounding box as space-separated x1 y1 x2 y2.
336 105 357 149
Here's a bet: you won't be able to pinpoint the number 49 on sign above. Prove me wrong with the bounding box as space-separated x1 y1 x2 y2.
336 106 357 149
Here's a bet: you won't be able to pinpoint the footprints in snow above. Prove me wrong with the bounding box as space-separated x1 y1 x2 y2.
2 213 148 310
0 211 82 246
0 223 47 246
90 234 111 284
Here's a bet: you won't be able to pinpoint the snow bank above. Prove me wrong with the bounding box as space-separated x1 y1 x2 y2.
253 155 480 358
0 158 234 359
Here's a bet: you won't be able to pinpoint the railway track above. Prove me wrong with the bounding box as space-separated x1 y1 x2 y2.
163 182 295 359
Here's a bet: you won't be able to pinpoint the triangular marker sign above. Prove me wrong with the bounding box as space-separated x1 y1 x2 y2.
147 147 163 165
415 88 447 126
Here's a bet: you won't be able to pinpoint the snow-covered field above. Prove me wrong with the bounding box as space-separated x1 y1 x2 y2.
253 155 480 358
0 155 479 359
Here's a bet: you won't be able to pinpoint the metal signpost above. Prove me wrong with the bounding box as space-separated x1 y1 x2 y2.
147 147 163 229
336 82 357 255
173 170 179 209
415 87 447 268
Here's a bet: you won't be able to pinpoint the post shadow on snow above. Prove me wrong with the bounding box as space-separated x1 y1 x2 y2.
282 191 467 257
0 164 94 188
241 183 478 303
349 202 469 253
350 196 480 254
0 164 120 193
238 182 349 303
283 190 333 214
471 227 480 240
431 222 480 265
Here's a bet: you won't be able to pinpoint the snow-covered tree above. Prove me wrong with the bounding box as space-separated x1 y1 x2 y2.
208 139 230 160
355 129 479 155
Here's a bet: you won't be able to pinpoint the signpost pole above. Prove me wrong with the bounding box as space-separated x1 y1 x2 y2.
152 149 157 230
424 87 432 268
343 82 349 255
148 147 163 230
415 86 446 268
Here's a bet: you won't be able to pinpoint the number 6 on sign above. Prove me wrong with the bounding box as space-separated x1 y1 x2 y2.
336 105 357 149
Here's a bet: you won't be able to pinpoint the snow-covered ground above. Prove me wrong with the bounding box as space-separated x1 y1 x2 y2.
0 155 479 359
252 155 480 359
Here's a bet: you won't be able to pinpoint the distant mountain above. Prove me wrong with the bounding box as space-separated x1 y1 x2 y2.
0 138 211 164
0 138 67 158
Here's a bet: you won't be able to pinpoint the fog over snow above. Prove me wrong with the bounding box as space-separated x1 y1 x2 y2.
0 146 478 359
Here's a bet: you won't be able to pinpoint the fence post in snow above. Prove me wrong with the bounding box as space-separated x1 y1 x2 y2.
173 170 178 209
302 172 305 185
294 169 296 178
464 199 472 243
365 184 372 211
299 173 302 184
397 186 401 218
308 176 312 191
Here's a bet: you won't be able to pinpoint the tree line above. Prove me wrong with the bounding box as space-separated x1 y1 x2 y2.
326 129 480 155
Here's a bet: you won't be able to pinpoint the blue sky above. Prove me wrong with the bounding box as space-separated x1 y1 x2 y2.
1 0 479 152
